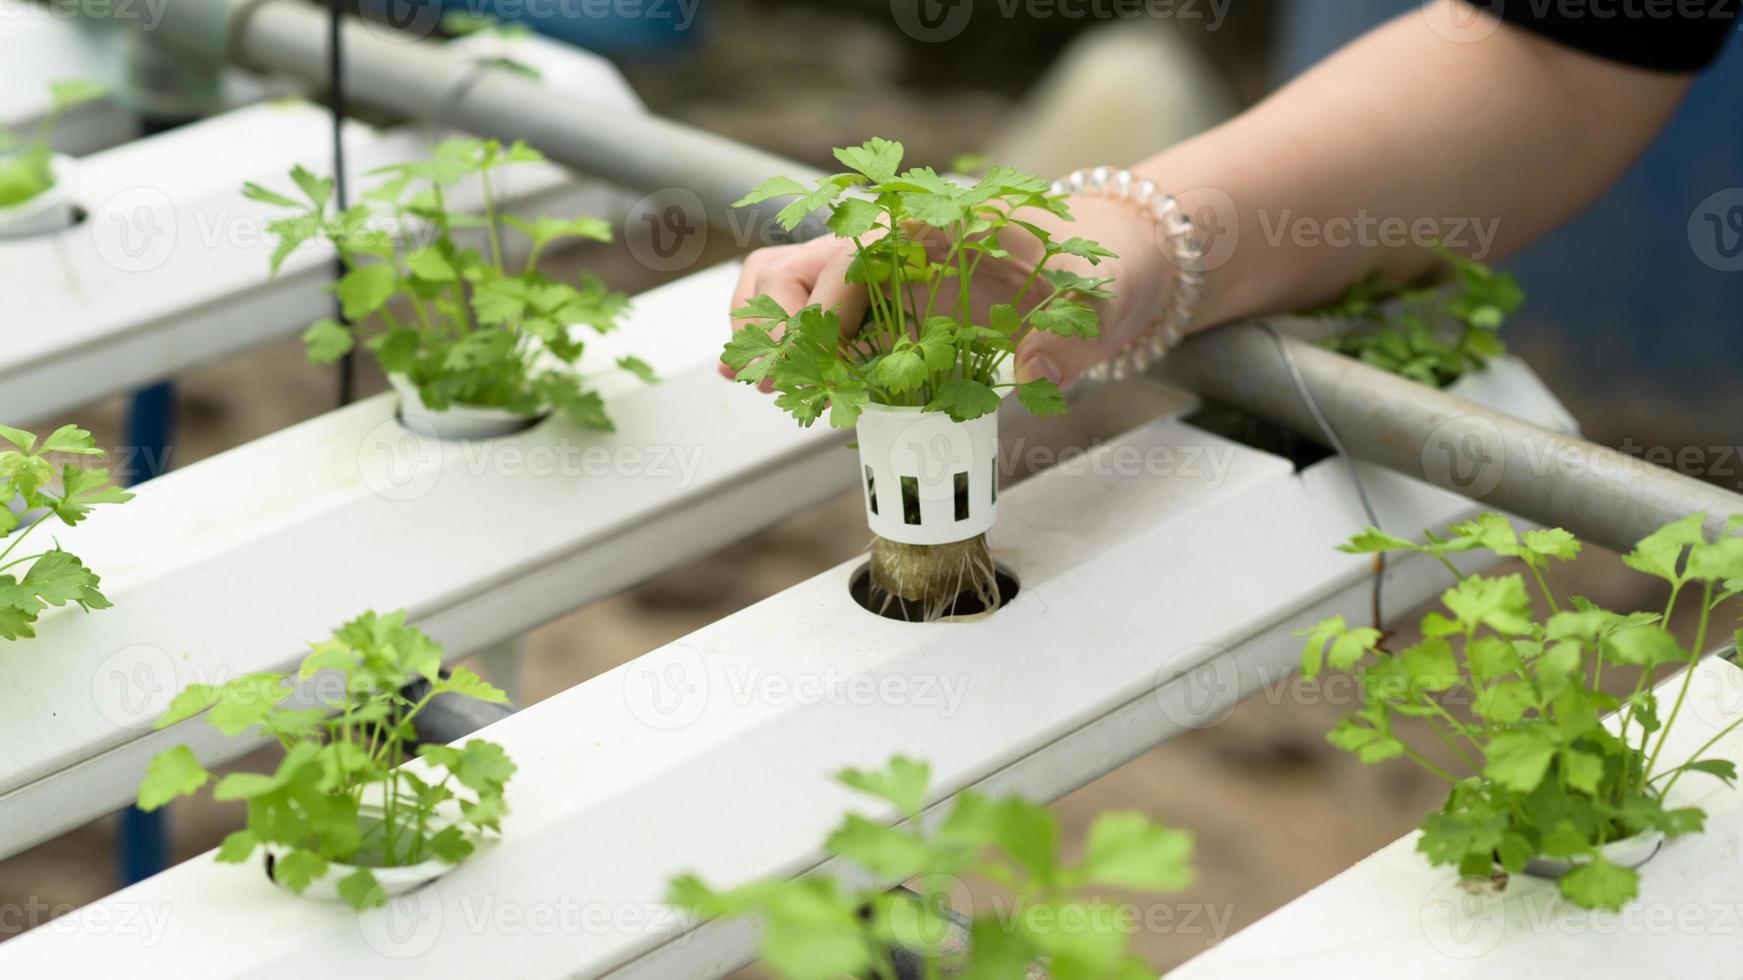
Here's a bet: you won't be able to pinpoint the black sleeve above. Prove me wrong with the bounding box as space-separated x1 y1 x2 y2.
1464 0 1737 72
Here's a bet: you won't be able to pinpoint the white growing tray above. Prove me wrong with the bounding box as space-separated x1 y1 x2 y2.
0 353 1581 978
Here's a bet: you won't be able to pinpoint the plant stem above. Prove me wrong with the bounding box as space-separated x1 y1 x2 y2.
1644 579 1714 784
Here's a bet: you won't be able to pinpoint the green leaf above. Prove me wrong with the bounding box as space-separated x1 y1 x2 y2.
1338 528 1421 554
838 756 930 819
1030 301 1099 338
405 247 457 282
1484 731 1557 792
823 814 936 880
432 667 510 705
22 550 108 609
289 164 334 213
1680 758 1737 785
1523 527 1581 561
338 868 386 910
826 198 883 238
1442 574 1533 635
1016 378 1067 417
241 181 301 209
1051 236 1118 262
731 295 791 324
833 138 904 183
1603 625 1688 668
732 175 810 208
49 78 106 111
302 319 355 364
154 684 223 728
929 379 1001 422
502 214 613 253
826 380 870 429
270 849 329 895
1560 858 1638 911
1622 512 1707 584
0 424 36 453
1326 715 1404 763
334 264 397 320
616 355 657 384
137 746 210 812
38 424 101 456
1075 811 1194 891
874 349 929 394
214 829 258 863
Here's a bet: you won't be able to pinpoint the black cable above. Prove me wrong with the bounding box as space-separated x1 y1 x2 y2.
330 0 356 406
1260 322 1387 630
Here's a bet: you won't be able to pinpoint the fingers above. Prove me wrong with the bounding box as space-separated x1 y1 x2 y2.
721 243 823 386
806 242 869 337
723 239 866 391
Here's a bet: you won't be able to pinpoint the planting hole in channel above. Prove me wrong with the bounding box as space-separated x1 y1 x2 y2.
848 562 1021 623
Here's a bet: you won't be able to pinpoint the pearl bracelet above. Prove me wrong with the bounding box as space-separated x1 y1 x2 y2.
1050 166 1206 382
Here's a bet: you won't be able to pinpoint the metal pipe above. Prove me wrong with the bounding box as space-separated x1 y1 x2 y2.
213 0 823 235
1155 323 1743 553
139 1 1743 551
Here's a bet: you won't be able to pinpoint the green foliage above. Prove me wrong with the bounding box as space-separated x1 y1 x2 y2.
1309 247 1522 388
721 139 1115 427
1301 512 1743 910
668 756 1191 979
0 80 104 209
252 138 648 430
137 610 516 909
0 423 130 640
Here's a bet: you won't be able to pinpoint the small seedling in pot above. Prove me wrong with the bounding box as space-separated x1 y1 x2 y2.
722 138 1115 617
669 755 1191 979
137 610 517 909
0 423 130 640
1307 246 1522 388
0 80 103 210
1301 512 1743 909
250 137 653 436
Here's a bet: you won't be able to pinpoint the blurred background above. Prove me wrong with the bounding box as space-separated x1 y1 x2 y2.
3 0 1741 972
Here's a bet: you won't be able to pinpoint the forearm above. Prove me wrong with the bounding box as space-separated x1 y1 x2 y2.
1133 0 1692 331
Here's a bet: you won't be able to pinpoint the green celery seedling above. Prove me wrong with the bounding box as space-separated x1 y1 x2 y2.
0 80 104 209
669 755 1192 979
0 422 131 640
138 610 517 910
250 138 652 431
721 138 1116 427
1302 512 1743 910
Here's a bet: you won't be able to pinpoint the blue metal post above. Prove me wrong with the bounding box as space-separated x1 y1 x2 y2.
118 381 176 884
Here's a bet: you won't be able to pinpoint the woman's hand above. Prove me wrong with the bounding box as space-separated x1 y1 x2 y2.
720 194 1173 391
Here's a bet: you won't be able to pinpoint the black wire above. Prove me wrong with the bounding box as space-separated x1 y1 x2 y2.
330 0 356 406
1260 322 1388 630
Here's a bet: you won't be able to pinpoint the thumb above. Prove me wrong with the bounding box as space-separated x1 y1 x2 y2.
1014 328 1114 389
